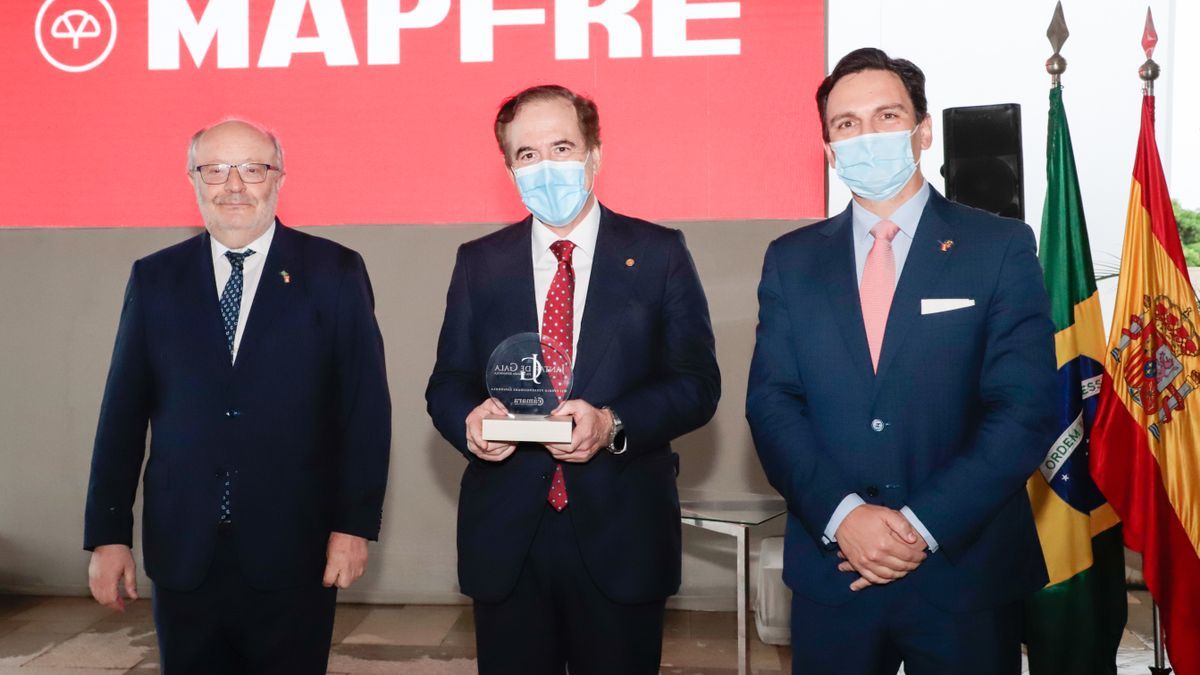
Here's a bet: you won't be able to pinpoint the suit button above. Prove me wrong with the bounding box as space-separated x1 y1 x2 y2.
870 418 885 432
214 468 224 478
865 486 880 498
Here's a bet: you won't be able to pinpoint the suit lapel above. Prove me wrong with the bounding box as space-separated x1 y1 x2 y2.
571 206 643 397
819 208 876 387
873 193 955 389
493 218 539 338
185 231 238 371
232 220 301 369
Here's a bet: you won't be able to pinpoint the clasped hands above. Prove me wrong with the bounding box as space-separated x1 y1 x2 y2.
465 397 613 463
834 504 928 592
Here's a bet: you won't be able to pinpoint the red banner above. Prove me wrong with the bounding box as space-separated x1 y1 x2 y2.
1 0 825 228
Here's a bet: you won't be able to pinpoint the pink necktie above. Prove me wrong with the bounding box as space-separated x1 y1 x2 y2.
860 220 900 372
543 240 575 511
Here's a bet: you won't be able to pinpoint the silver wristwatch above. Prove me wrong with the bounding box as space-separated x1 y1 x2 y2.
605 407 626 454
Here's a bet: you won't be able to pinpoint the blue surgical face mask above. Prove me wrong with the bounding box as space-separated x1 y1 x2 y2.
830 127 920 202
513 154 593 227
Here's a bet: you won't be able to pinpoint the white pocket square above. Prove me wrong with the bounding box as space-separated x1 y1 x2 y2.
921 298 975 315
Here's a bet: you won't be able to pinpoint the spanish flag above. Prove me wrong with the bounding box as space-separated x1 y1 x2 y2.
1022 84 1126 675
1091 93 1200 675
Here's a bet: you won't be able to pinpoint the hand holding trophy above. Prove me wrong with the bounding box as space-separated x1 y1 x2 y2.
481 332 574 443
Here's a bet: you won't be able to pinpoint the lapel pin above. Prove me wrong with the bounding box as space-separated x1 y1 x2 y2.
938 239 955 252
280 270 291 284
625 258 635 267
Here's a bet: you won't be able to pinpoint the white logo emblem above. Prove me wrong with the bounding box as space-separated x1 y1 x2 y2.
35 0 117 72
52 10 101 49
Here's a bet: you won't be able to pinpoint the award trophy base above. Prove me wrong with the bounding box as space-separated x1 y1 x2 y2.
482 414 574 443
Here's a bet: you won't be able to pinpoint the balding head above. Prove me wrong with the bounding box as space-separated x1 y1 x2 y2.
188 119 286 249
188 119 284 172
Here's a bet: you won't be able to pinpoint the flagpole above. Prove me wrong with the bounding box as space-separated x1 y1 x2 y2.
1151 603 1170 675
1138 11 1170 673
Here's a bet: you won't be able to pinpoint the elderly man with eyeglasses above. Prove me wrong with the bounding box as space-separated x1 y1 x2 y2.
83 119 391 674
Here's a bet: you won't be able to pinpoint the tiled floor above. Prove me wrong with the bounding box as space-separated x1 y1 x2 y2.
0 592 1166 674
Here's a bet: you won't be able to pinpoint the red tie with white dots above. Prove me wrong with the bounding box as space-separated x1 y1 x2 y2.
543 240 575 511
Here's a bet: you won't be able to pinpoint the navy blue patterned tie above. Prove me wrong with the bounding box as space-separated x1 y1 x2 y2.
220 250 255 357
218 249 254 523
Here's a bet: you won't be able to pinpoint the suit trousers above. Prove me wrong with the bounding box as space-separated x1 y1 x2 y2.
790 576 1022 675
151 524 337 674
473 503 667 675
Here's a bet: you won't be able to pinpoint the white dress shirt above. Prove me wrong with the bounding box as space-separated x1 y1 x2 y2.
531 200 600 359
210 224 275 364
823 182 940 553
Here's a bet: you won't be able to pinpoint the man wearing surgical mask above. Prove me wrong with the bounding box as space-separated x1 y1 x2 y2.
426 84 720 674
747 49 1057 674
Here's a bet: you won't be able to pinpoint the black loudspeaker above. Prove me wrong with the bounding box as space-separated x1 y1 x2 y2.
941 103 1024 220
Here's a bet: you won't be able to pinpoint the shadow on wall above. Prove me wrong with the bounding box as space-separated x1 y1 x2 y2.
677 417 720 485
426 427 465 505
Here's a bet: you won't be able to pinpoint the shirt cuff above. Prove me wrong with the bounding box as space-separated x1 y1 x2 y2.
822 494 866 545
900 506 939 553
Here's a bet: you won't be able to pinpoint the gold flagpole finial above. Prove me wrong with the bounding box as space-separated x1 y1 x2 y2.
1140 7 1160 94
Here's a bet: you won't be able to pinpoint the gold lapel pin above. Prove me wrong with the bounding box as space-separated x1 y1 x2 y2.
625 258 635 267
280 270 291 284
938 240 955 252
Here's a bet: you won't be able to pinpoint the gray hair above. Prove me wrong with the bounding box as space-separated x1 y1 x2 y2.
186 118 285 172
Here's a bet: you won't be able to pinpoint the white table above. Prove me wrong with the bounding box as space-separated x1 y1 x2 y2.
680 488 786 675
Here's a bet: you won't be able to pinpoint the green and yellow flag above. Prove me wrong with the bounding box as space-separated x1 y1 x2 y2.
1022 84 1127 675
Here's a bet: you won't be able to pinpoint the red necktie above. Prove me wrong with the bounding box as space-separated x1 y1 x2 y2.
544 240 575 511
860 220 900 372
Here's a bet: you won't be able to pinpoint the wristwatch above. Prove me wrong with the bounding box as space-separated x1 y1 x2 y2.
605 407 626 454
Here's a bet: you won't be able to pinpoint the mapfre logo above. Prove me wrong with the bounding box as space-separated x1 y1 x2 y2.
35 0 117 72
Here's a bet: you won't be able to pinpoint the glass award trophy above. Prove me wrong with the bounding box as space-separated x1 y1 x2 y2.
481 333 575 443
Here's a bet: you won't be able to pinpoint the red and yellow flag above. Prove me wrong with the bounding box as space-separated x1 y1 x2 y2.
1091 94 1200 675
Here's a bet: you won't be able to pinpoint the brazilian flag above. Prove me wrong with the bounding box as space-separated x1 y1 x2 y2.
1022 84 1128 674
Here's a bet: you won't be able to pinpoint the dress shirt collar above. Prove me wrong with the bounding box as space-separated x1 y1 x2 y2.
531 200 601 261
210 221 277 261
851 181 930 243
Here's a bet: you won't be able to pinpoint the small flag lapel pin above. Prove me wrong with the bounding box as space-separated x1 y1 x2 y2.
280 270 291 284
938 240 955 252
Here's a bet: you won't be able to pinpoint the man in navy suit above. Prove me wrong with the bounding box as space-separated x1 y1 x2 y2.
426 85 720 674
746 49 1057 674
84 119 391 673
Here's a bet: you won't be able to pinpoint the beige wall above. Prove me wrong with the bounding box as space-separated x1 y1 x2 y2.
0 219 808 608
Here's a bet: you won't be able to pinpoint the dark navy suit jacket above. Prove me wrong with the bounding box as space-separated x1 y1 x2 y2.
746 190 1056 612
84 222 391 592
425 205 721 604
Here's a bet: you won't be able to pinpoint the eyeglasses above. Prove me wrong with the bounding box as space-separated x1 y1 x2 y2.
192 163 281 185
